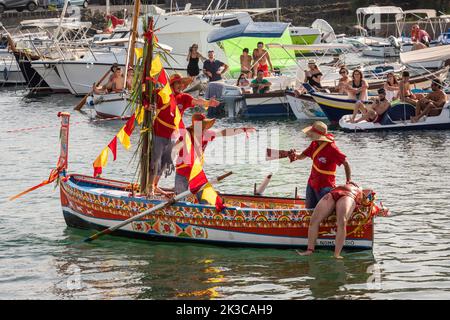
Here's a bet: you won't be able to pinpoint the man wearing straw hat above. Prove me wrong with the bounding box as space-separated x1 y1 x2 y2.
174 113 255 194
148 74 220 196
288 121 352 209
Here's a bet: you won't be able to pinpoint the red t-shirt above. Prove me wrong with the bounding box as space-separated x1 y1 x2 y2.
176 129 216 177
153 92 195 139
302 141 347 191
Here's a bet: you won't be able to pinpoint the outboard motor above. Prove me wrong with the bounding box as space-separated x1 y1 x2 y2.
387 35 401 49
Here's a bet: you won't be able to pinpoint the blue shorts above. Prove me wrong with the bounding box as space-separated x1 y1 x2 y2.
305 184 332 209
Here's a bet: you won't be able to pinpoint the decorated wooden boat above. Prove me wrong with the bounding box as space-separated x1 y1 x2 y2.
56 112 384 249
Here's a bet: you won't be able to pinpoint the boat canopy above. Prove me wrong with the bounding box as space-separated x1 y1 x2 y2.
356 6 403 16
207 22 289 43
266 43 353 51
395 9 437 21
400 45 450 64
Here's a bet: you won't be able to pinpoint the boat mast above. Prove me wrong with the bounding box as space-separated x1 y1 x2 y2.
127 0 140 70
54 0 70 43
139 17 155 195
276 0 280 22
106 0 110 16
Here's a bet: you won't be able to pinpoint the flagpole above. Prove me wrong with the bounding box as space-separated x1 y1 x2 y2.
139 17 155 195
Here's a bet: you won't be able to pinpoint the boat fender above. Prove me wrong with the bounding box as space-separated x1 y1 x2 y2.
3 67 8 81
388 35 401 49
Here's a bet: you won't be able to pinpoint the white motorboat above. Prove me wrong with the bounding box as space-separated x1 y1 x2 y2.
339 102 450 132
285 91 326 120
91 92 132 119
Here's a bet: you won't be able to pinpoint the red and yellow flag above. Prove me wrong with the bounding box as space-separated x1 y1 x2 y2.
187 142 225 212
92 114 136 177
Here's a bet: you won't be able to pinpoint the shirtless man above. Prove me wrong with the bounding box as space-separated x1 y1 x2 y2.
93 65 124 94
240 48 253 78
398 71 423 105
350 88 391 123
252 42 273 77
411 79 447 123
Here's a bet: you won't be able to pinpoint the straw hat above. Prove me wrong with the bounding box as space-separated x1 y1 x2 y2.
169 73 192 89
302 121 334 143
188 113 216 131
307 59 317 65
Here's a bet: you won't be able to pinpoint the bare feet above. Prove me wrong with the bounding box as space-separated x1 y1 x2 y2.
296 249 314 256
410 116 419 123
334 254 344 259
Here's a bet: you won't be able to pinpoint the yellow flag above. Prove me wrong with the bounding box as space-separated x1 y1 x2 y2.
200 183 220 205
93 147 109 171
135 48 143 61
116 127 131 150
150 54 163 77
158 82 172 104
135 106 144 125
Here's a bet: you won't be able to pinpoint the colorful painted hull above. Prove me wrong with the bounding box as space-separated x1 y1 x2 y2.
310 92 357 123
59 174 375 249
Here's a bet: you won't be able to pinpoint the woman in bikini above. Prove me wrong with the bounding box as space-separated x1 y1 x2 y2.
346 69 368 101
304 60 323 90
383 72 399 102
298 182 369 259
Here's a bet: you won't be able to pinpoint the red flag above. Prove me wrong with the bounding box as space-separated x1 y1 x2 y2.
108 136 117 161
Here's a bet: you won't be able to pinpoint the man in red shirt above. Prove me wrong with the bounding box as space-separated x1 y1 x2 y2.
149 74 220 195
174 113 255 194
411 24 430 50
288 121 352 208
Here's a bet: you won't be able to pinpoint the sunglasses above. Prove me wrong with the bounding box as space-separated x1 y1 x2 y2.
339 71 347 74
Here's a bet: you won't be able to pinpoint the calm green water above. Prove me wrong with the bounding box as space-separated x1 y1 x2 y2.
1 87 450 299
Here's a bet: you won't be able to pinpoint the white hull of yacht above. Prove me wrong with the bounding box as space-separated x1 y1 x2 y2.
0 56 25 85
56 62 120 96
31 62 70 93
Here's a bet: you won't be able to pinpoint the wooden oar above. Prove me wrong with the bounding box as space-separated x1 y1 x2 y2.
266 148 291 161
74 69 111 111
84 171 233 243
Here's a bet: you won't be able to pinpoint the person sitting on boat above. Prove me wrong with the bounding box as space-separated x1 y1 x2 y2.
126 67 134 91
350 88 391 123
288 121 352 209
240 48 253 78
346 69 368 101
398 71 423 105
252 42 273 77
174 113 255 194
147 74 220 196
411 79 447 123
93 63 121 94
411 24 430 50
250 70 272 94
187 43 204 80
236 73 250 93
298 181 369 259
304 60 323 91
384 72 399 102
203 50 229 82
336 67 351 94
